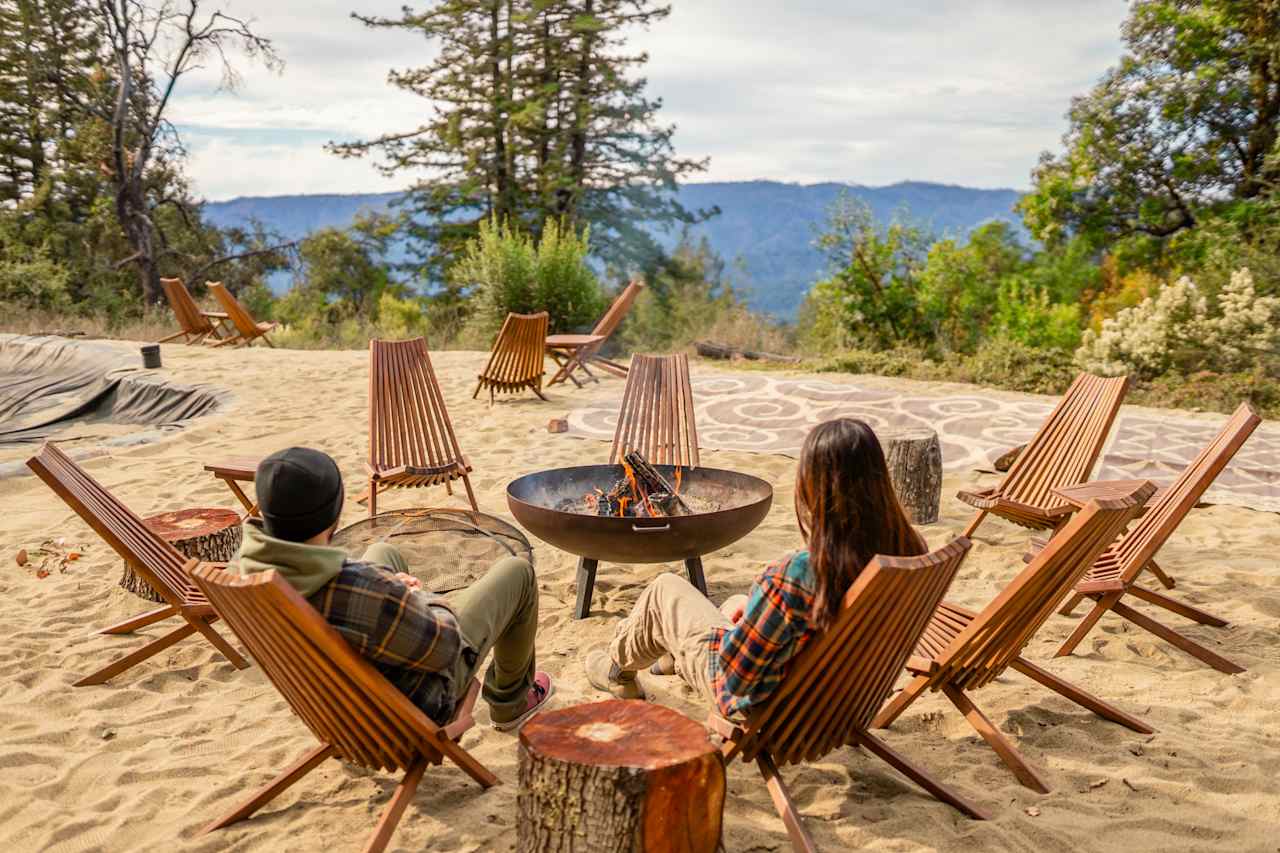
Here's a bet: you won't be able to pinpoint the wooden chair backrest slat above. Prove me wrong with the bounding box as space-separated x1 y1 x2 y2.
25 443 197 604
369 338 466 473
161 277 213 336
609 353 699 467
480 312 548 389
591 278 645 339
208 282 265 339
999 373 1130 508
1112 403 1261 579
735 539 972 765
938 483 1153 690
191 564 455 771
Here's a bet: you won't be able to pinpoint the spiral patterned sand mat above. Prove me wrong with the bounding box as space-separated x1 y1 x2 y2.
567 372 1280 513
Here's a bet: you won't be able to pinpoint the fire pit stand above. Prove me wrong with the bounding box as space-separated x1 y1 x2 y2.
574 555 707 620
506 464 772 619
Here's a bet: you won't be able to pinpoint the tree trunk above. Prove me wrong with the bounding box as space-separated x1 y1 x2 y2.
122 507 242 602
881 428 942 525
517 700 725 853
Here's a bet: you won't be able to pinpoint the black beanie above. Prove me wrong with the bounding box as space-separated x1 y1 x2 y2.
255 447 345 542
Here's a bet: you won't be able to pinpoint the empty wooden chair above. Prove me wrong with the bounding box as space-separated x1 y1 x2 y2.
473 311 549 403
189 563 498 853
960 372 1129 537
158 277 231 344
546 277 645 386
609 353 699 467
871 482 1156 793
208 281 278 348
25 443 248 686
365 337 476 518
708 538 987 851
1055 403 1261 674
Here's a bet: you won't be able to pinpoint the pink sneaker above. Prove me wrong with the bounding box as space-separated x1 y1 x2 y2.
491 671 554 732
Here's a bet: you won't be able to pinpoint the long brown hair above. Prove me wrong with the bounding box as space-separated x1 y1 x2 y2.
795 418 927 629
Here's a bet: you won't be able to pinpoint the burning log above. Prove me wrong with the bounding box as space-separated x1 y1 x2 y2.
623 451 690 515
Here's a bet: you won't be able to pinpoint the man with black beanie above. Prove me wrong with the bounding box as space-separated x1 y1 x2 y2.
234 446 552 731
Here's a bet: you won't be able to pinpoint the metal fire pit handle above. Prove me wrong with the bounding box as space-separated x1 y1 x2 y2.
631 523 672 533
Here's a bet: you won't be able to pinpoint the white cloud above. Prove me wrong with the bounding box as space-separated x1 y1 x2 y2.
172 0 1129 199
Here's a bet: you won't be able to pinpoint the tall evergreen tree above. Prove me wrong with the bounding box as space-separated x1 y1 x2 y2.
0 0 100 208
331 0 712 280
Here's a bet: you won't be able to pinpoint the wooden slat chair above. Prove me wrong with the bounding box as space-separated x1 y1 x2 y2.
158 277 231 344
960 372 1130 537
871 482 1156 793
609 353 699 467
25 443 248 686
546 277 645 387
473 311 549 403
1055 403 1262 674
707 539 988 851
364 337 477 518
208 281 278 348
189 564 498 853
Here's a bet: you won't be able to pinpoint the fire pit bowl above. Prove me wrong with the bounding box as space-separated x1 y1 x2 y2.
507 464 773 617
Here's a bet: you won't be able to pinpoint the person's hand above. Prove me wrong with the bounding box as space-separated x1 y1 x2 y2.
395 572 423 590
729 602 746 624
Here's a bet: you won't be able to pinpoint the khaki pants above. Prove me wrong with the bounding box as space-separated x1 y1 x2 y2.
362 544 538 726
609 573 744 706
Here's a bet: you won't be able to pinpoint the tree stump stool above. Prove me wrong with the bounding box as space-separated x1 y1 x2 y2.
517 700 725 853
881 428 943 524
122 508 242 602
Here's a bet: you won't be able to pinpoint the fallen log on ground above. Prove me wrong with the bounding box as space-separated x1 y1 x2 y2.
694 341 800 364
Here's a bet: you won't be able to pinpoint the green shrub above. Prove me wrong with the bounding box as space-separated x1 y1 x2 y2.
961 338 1076 394
450 216 603 335
992 279 1082 352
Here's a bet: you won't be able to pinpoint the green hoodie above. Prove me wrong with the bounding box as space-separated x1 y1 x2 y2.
235 518 348 596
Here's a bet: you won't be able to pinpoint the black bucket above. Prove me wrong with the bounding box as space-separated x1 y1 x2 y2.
141 344 162 369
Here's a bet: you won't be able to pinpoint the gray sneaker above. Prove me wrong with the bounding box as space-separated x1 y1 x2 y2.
585 649 646 700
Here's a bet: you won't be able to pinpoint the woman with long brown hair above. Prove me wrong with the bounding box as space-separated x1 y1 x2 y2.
586 417 927 716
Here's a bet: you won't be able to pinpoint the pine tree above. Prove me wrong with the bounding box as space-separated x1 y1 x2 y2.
332 0 713 280
0 0 100 208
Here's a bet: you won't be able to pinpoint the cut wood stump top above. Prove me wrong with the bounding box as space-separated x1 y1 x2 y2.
520 700 717 771
143 507 241 541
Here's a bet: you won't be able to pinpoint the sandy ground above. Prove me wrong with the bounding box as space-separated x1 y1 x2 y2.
1 341 1278 852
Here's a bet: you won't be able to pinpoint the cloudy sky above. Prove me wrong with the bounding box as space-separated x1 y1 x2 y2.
172 1 1130 201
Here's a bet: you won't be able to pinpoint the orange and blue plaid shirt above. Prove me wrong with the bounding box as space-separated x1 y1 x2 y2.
707 551 817 718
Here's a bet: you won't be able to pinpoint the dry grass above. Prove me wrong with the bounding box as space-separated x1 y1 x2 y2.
0 305 177 342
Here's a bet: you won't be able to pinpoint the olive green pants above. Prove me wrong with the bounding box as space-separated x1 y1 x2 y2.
362 544 538 725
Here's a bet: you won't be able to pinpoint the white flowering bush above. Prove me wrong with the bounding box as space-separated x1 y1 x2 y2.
1075 269 1280 378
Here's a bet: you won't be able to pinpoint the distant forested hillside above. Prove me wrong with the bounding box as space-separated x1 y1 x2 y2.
202 180 1022 318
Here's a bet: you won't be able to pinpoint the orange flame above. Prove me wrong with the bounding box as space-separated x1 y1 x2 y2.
674 467 683 495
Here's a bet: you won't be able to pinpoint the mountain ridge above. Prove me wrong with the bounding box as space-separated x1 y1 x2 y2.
202 179 1024 318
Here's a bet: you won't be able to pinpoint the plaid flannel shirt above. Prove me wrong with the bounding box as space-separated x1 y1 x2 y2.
309 561 465 725
707 551 817 719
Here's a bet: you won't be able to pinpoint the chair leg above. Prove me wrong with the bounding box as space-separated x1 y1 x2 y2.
1010 657 1153 733
461 474 479 511
202 744 334 834
1055 592 1122 658
941 685 1051 793
363 756 428 853
369 480 379 519
99 605 178 635
855 732 990 820
1144 559 1176 590
1058 592 1086 616
755 750 818 853
74 622 198 686
1110 601 1245 674
870 674 931 729
961 510 987 538
1127 586 1228 627
188 616 250 670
